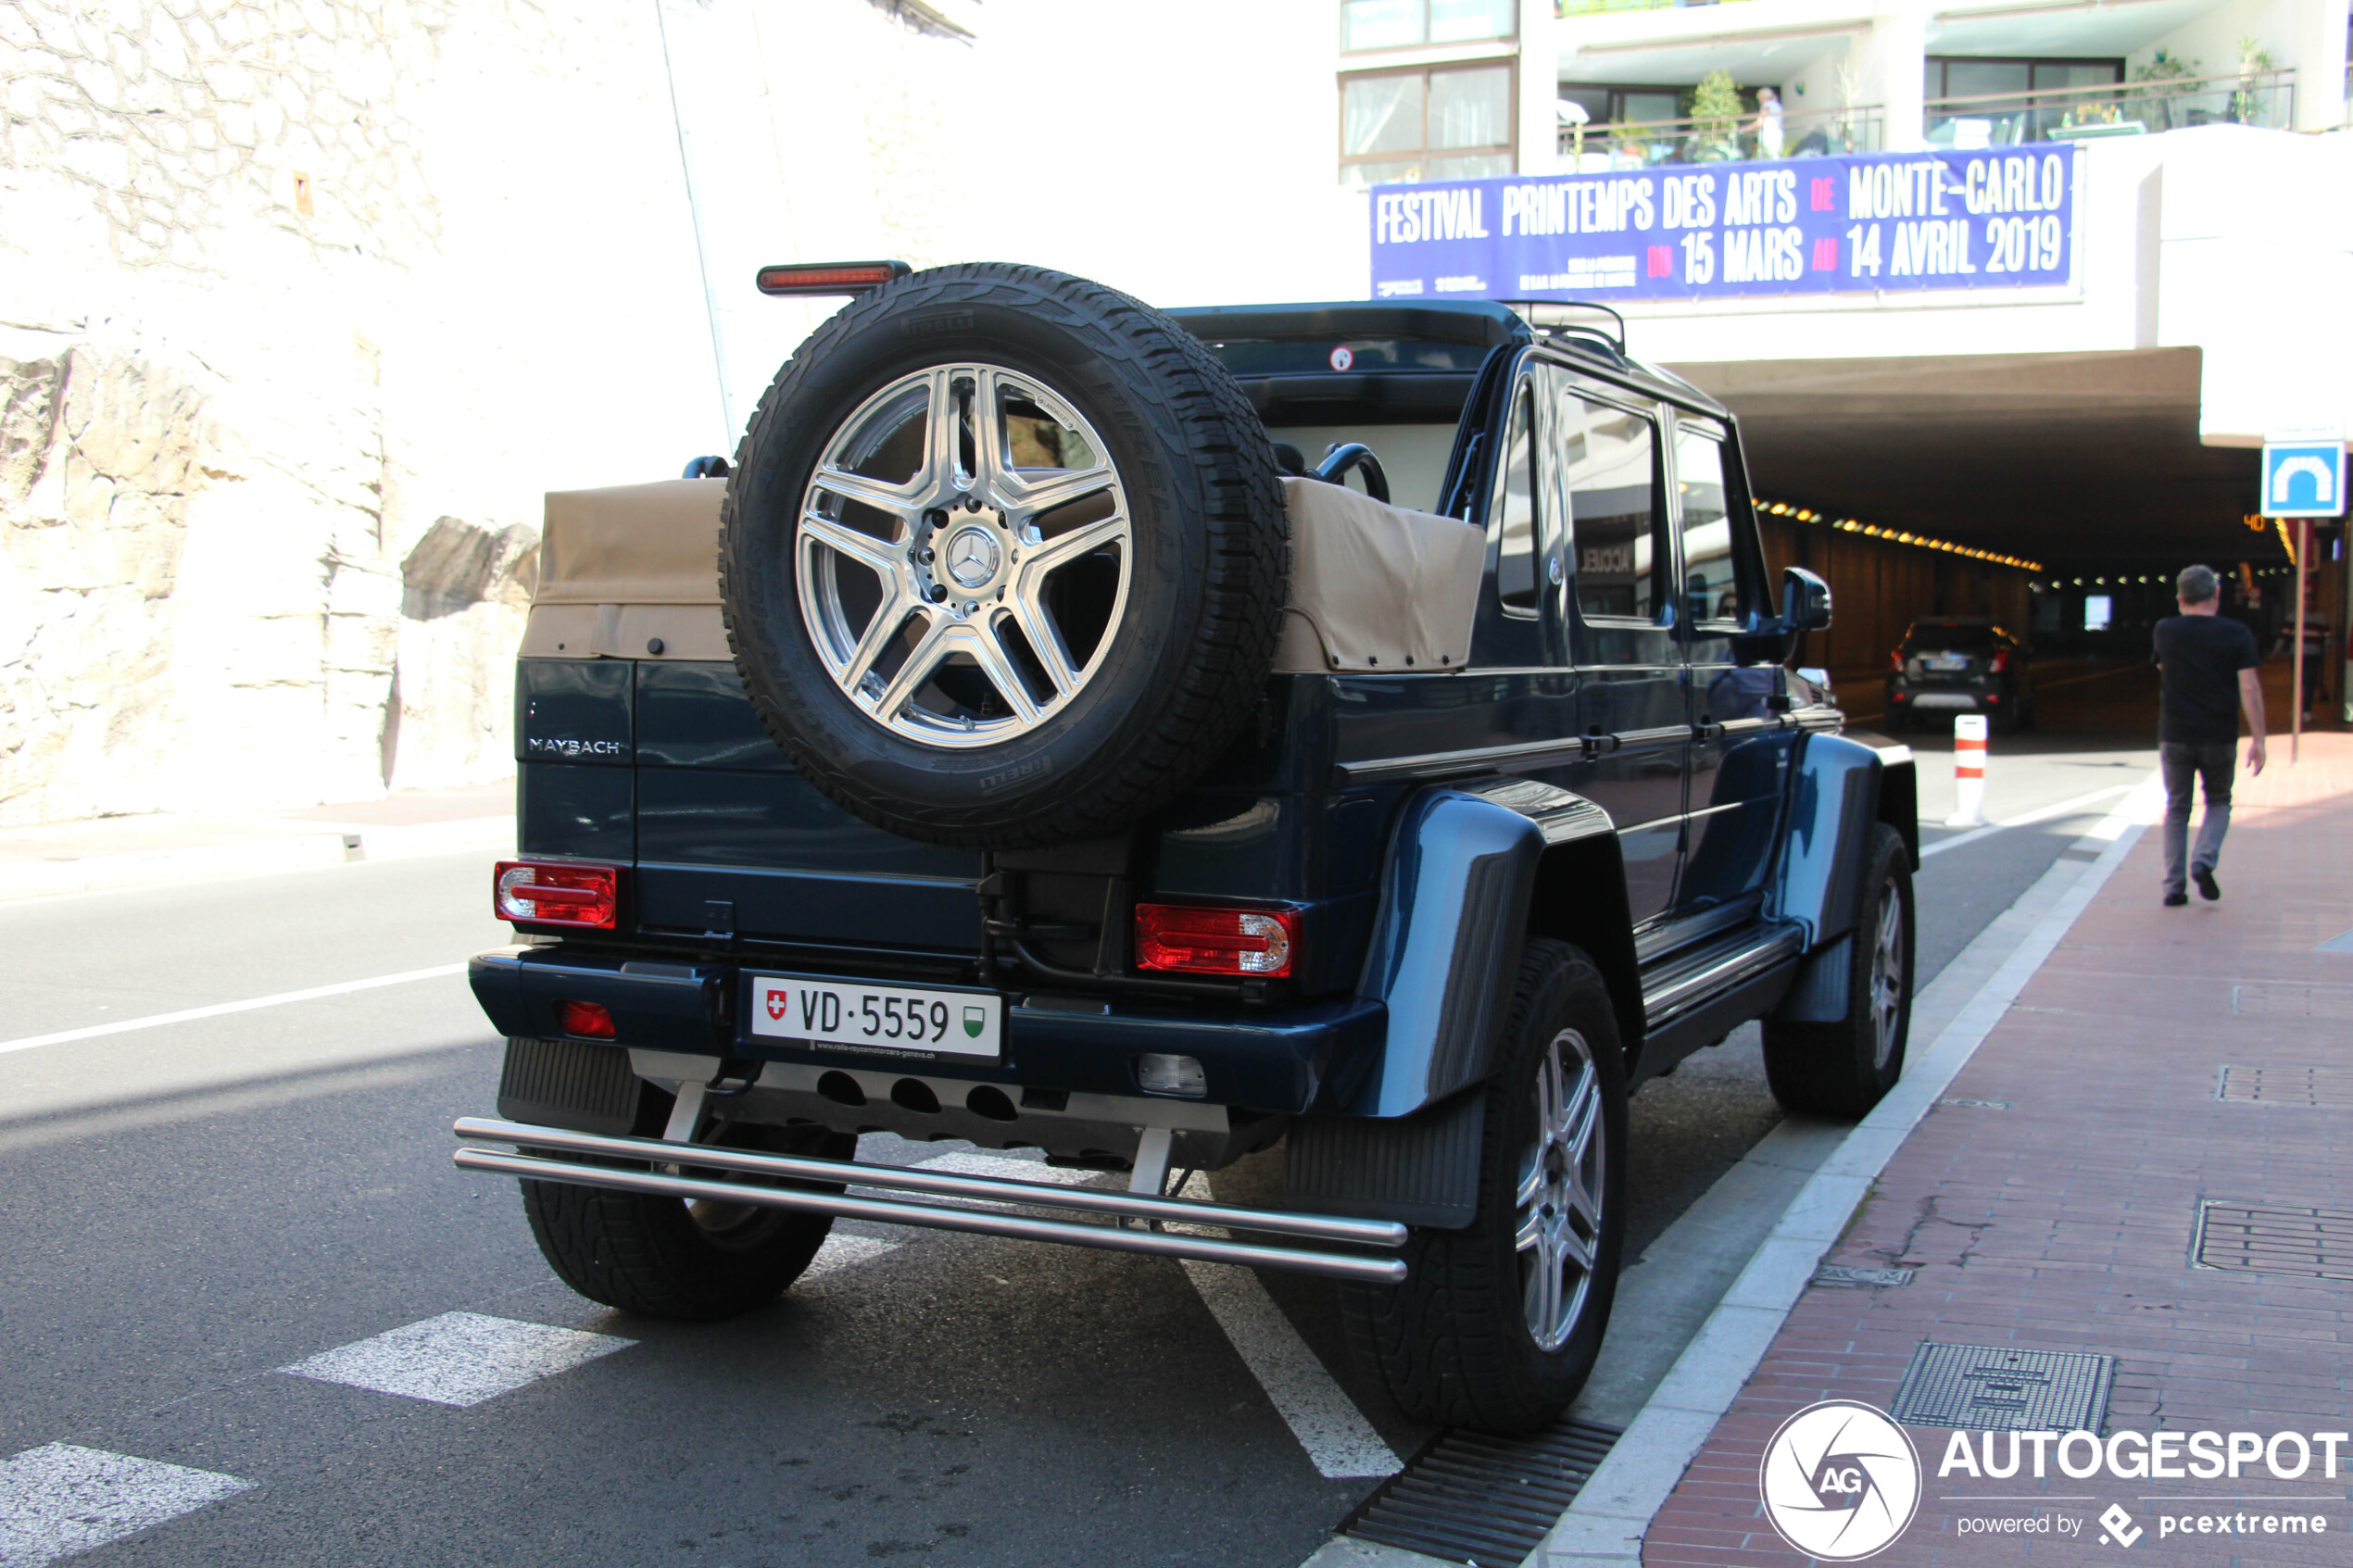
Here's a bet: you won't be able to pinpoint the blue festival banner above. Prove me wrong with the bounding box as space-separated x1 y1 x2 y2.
1368 146 2077 303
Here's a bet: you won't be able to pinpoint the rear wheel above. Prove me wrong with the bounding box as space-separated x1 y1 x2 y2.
1762 823 1913 1118
1340 940 1629 1434
521 1118 856 1320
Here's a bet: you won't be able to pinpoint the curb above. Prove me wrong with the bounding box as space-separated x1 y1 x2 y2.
0 816 515 904
1530 776 2162 1566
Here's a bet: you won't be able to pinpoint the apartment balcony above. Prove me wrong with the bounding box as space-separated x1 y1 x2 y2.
1556 0 1756 16
1926 69 2296 146
1555 102 1883 168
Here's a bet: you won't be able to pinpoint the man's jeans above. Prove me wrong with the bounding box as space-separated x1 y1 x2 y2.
2160 741 2235 894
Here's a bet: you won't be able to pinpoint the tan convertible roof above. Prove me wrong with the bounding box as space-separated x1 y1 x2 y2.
524 474 1482 673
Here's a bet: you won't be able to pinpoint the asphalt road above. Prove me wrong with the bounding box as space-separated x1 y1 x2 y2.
0 697 2162 1568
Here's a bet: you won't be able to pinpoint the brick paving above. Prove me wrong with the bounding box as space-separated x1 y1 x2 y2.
1643 734 2353 1566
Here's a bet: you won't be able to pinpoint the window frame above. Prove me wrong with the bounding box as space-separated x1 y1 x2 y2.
1340 0 1516 56
1923 55 2125 101
1338 59 1519 186
1488 376 1543 621
1555 381 1673 633
1664 411 1765 636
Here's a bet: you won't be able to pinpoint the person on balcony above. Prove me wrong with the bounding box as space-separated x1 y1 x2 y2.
1754 87 1787 159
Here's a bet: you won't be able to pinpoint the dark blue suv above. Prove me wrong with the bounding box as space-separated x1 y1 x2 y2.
456 264 1918 1435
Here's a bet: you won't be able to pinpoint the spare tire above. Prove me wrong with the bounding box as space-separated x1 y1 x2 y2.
720 264 1289 849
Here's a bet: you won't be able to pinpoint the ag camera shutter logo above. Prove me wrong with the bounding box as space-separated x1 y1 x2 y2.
1759 1400 1922 1560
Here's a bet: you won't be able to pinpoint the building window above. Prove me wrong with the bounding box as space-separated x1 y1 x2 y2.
1555 83 1688 129
1341 63 1516 185
1925 56 2124 103
1341 0 1516 53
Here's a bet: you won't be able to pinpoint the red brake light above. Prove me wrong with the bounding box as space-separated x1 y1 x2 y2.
1989 650 2011 672
1136 904 1299 978
496 861 618 929
1889 649 1904 671
557 1000 615 1038
754 260 911 296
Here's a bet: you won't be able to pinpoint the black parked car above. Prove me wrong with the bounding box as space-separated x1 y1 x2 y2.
459 265 1919 1436
1887 618 2033 732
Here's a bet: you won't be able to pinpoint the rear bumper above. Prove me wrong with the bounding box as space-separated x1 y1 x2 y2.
453 1115 1407 1283
468 946 1384 1115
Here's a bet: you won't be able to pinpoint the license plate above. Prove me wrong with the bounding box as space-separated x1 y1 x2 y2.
1927 655 1969 671
747 972 1002 1060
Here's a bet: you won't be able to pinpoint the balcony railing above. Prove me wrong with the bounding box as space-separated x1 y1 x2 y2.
1555 104 1883 168
1925 69 2296 146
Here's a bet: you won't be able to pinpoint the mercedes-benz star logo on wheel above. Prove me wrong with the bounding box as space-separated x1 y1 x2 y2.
945 526 1000 589
1758 1400 1922 1561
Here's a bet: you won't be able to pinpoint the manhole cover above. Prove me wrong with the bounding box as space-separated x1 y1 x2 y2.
1340 1418 1618 1566
1814 1264 1918 1288
1939 1097 2011 1110
1887 1343 2114 1432
2216 1065 2353 1108
2231 985 2353 1020
2195 1200 2353 1280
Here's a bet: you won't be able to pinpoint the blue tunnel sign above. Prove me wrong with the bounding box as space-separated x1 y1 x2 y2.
2262 441 2347 518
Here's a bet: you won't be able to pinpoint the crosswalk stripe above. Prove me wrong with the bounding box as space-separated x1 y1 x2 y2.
279 1311 632 1408
0 1443 253 1567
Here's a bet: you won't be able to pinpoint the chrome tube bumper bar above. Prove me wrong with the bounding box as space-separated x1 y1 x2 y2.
452 1117 1410 1284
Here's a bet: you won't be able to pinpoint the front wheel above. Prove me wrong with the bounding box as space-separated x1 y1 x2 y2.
1762 823 1914 1118
1340 939 1629 1434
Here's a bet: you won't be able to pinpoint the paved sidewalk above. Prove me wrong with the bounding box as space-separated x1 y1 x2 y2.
1632 734 2353 1566
0 779 515 902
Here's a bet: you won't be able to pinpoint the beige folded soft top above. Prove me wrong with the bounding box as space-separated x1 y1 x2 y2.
522 475 1483 674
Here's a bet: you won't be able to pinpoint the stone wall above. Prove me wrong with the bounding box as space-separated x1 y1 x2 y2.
0 0 715 825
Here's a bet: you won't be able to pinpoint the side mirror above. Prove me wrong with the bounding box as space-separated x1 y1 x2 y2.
1782 566 1831 633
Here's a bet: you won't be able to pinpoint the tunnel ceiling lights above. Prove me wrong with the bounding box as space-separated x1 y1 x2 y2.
1751 497 2042 573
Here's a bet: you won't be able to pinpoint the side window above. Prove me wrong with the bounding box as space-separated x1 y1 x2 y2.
1675 423 1742 626
1493 383 1539 616
1562 395 1662 622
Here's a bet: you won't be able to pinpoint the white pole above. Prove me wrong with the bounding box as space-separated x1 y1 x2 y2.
1944 713 1989 827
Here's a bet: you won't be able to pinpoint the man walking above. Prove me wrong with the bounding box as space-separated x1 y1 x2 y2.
2152 564 2267 907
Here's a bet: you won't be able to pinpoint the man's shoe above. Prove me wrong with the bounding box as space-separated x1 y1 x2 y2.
2164 891 2189 907
2193 868 2220 902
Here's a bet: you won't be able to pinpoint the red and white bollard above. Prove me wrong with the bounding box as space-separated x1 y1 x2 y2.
1944 714 1988 827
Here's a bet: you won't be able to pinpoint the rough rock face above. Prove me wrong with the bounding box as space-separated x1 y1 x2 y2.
0 345 214 823
0 339 539 826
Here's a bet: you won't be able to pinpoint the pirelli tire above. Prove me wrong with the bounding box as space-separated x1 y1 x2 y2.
720 264 1290 850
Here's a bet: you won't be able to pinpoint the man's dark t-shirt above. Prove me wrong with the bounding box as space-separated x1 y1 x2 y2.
2152 614 2258 743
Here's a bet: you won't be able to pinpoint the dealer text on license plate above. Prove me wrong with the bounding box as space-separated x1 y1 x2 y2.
749 973 1002 1060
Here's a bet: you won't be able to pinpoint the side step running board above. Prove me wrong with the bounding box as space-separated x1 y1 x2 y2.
453 1117 1410 1285
1639 924 1806 1028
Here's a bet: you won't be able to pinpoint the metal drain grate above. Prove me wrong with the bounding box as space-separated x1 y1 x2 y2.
1888 1343 2115 1432
2195 1200 2353 1280
2216 1065 2353 1109
1340 1418 1619 1566
2231 985 2353 1019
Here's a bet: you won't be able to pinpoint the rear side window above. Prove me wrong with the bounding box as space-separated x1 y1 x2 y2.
1493 383 1540 616
1562 395 1662 622
1674 425 1741 626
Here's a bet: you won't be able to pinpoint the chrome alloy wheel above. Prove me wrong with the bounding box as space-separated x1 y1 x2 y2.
795 363 1131 746
1869 880 1906 1070
1516 1027 1606 1353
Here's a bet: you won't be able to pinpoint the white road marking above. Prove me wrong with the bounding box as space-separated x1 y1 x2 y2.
0 1444 253 1567
1179 1257 1402 1480
912 1149 1096 1185
279 1311 632 1408
1918 784 2134 859
1171 1173 1399 1480
0 964 468 1058
802 1234 900 1278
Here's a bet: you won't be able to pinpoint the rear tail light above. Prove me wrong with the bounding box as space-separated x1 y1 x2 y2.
1988 650 2011 673
1136 904 1299 978
1889 650 1904 672
557 1000 616 1038
495 861 619 929
754 260 911 296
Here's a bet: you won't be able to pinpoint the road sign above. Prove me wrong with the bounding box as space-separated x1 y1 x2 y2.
2261 440 2346 518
